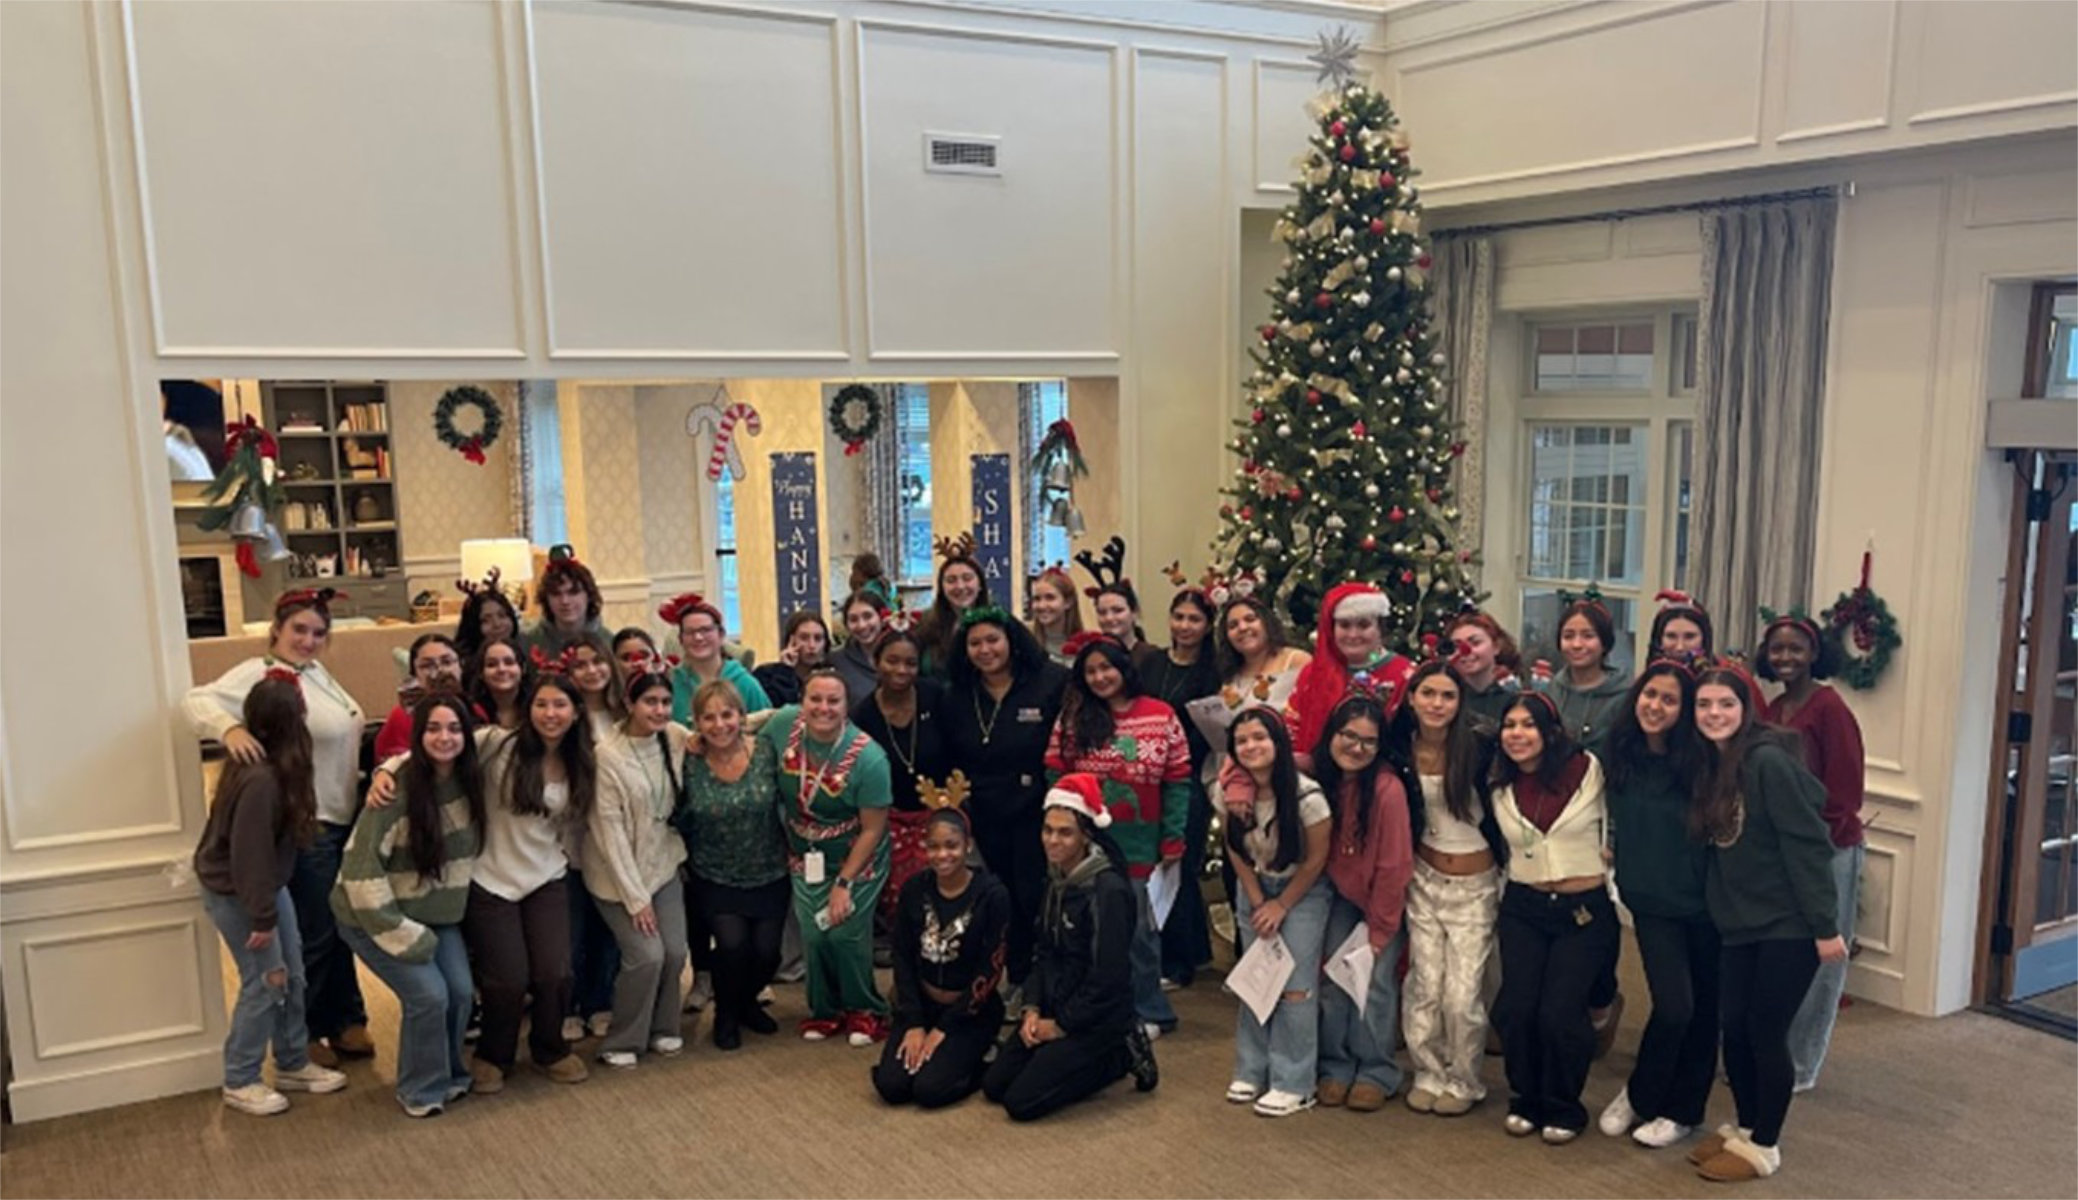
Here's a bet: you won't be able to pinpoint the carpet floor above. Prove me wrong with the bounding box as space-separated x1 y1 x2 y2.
2 936 2074 1199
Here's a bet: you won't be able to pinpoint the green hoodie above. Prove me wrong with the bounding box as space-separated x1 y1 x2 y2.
1541 663 1633 751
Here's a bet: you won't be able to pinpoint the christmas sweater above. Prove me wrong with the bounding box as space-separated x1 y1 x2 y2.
1044 695 1191 876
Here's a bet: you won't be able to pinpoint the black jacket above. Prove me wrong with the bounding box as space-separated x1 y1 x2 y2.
1025 856 1135 1038
936 663 1069 823
892 868 1010 1030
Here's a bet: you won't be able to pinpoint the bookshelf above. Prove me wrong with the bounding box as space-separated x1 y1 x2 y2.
262 381 409 619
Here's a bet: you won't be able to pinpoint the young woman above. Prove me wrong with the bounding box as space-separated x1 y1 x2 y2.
194 673 348 1115
525 550 608 658
1490 692 1615 1144
938 609 1069 991
661 592 770 724
872 809 1011 1109
612 627 661 684
588 671 692 1068
674 680 790 1050
1650 592 1715 666
1310 696 1415 1113
1447 610 1523 735
1760 613 1866 1093
981 774 1159 1120
916 553 990 678
754 611 834 708
766 669 894 1046
1141 589 1222 989
1091 581 1154 666
852 629 949 926
1044 636 1192 1037
1687 665 1844 1183
1597 660 1714 1149
1026 566 1084 665
376 634 465 760
1286 583 1414 750
454 573 521 663
465 636 532 733
1541 595 1632 750
331 694 485 1117
832 592 886 706
183 587 372 1069
1221 709 1334 1117
1392 660 1506 1118
566 634 627 739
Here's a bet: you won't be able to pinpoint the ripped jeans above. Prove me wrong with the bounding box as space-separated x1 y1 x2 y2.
202 887 314 1088
1232 873 1331 1097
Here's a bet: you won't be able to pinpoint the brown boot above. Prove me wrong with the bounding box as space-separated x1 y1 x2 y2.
1688 1124 1740 1166
1346 1083 1388 1112
540 1054 590 1084
467 1059 505 1095
306 1040 341 1069
332 1024 377 1058
1316 1079 1350 1108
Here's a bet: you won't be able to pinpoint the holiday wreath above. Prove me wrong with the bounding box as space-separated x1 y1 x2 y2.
433 386 503 465
1822 551 1902 691
828 384 883 457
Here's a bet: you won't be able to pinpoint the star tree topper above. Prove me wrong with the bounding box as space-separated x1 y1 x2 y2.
1307 26 1363 89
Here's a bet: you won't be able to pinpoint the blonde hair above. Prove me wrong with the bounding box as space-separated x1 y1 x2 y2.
691 679 746 722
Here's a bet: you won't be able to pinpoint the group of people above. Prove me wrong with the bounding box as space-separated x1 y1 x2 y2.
185 542 1866 1181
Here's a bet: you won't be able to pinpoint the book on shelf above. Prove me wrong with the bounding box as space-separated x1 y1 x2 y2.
338 402 389 434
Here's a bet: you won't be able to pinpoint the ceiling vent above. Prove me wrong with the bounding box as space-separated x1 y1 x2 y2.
923 132 1001 177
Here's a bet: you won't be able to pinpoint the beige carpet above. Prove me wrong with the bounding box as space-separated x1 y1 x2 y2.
3 936 2075 1200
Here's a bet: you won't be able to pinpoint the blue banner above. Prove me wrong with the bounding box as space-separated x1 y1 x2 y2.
770 452 822 626
971 453 1013 599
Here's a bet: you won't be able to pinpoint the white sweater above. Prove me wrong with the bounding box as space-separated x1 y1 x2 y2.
183 656 364 825
586 723 692 913
1492 753 1609 885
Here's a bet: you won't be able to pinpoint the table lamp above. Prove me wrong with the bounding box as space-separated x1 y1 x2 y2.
460 537 535 612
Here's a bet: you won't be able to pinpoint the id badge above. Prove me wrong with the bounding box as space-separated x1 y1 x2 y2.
1573 905 1593 928
804 850 826 885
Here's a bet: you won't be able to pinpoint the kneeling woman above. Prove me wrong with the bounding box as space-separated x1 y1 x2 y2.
873 809 1011 1108
1490 693 1616 1144
983 774 1159 1120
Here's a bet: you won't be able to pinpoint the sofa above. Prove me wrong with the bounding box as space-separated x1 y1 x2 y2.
187 619 427 720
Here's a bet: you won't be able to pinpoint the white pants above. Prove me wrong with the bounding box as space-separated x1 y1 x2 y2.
1402 858 1501 1101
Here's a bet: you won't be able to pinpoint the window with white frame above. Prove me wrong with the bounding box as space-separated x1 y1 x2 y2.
1518 312 1698 673
1021 380 1070 580
521 381 568 547
891 383 934 588
713 469 742 633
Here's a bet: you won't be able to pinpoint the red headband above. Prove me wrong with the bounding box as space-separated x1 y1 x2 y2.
1763 613 1823 649
276 587 344 617
530 645 582 677
1061 630 1120 660
658 592 722 628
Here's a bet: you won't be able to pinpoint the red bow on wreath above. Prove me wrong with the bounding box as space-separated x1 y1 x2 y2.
225 415 278 460
458 438 487 466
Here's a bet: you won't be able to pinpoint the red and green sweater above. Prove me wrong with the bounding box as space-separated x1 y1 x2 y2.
1045 696 1192 877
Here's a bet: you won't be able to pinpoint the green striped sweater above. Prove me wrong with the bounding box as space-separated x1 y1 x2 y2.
329 774 480 964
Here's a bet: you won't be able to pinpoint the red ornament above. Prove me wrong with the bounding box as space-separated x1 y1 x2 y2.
1220 504 1234 518
1379 171 1397 189
1369 218 1386 235
1306 388 1322 405
1329 119 1347 137
1417 253 1433 269
1400 569 1416 584
1242 459 1258 474
1260 324 1278 342
1450 441 1467 458
1459 549 1473 562
1351 420 1368 440
1338 144 1356 163
1285 486 1302 502
1361 535 1378 551
1251 408 1265 425
1426 488 1442 502
1240 506 1254 521
1388 506 1406 523
1315 292 1333 309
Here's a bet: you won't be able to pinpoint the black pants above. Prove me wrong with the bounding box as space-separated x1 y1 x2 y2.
1159 783 1213 985
1589 938 1621 1010
1628 912 1721 1126
1721 938 1819 1146
871 1001 1003 1109
982 1028 1131 1122
461 879 573 1071
289 821 369 1042
1494 884 1619 1132
566 868 620 1017
973 809 1044 986
704 880 788 1031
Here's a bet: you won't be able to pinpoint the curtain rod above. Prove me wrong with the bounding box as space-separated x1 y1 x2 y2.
1434 184 1845 240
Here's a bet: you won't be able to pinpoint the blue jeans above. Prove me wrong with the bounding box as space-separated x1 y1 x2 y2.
202 888 313 1088
1318 893 1407 1095
288 821 367 1041
1788 841 1861 1088
1129 876 1176 1030
337 922 472 1110
1233 874 1331 1097
567 868 621 1018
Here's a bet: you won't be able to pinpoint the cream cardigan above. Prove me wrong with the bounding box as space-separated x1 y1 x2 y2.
1492 753 1609 885
586 722 692 913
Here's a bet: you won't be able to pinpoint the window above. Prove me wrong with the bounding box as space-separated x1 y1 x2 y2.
713 468 742 633
521 381 567 546
1516 313 1696 668
891 384 934 587
1021 380 1070 578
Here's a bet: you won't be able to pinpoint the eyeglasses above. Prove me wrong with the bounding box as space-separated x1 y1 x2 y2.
416 655 460 672
1332 729 1379 752
681 624 720 638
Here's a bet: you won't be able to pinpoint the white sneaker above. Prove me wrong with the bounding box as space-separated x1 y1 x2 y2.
1598 1087 1636 1136
1503 1113 1537 1137
273 1062 347 1093
597 1050 637 1070
561 1016 586 1042
1632 1118 1693 1148
650 1035 685 1057
1141 1022 1165 1042
222 1083 289 1116
1252 1088 1315 1118
400 1098 443 1119
684 972 714 1012
1541 1125 1580 1145
1225 1081 1261 1104
587 1012 613 1039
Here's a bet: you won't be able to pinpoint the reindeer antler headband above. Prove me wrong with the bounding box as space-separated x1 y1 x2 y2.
1555 582 1610 620
529 645 582 677
933 531 978 564
1074 535 1129 599
455 566 503 599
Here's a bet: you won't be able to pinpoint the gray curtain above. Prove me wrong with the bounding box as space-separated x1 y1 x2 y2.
1430 235 1495 558
1691 197 1838 653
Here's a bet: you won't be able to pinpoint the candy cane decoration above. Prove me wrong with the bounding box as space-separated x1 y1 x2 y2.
685 396 763 482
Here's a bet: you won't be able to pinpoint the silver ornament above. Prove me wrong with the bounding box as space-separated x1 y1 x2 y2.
1277 423 1293 437
1387 266 1403 281
1354 255 1370 271
1364 483 1379 498
1353 291 1371 306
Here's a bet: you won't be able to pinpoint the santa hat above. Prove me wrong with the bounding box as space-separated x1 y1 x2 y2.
1044 773 1111 828
1330 585 1391 624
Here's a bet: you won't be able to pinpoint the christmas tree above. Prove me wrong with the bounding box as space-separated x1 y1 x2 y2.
1214 77 1481 643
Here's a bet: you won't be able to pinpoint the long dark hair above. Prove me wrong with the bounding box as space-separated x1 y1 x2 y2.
217 676 318 847
503 675 597 823
1386 659 1485 826
947 610 1048 693
1649 605 1715 662
1491 692 1581 790
399 694 486 883
1226 708 1308 873
1690 667 1799 842
464 635 533 727
455 587 521 661
1094 581 1147 646
1604 659 1702 792
1168 589 1217 653
569 632 627 719
1060 639 1145 761
623 670 682 796
918 555 993 669
1214 595 1290 680
1314 696 1387 850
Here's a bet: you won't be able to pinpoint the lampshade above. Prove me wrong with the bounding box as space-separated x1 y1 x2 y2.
460 538 535 586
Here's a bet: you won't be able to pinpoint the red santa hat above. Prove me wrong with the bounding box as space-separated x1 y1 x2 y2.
1043 773 1111 828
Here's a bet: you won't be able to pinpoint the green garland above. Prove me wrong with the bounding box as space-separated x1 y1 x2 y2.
829 384 883 456
434 386 503 463
1823 583 1901 691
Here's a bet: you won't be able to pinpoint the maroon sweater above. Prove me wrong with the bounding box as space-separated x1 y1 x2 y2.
1765 685 1866 849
